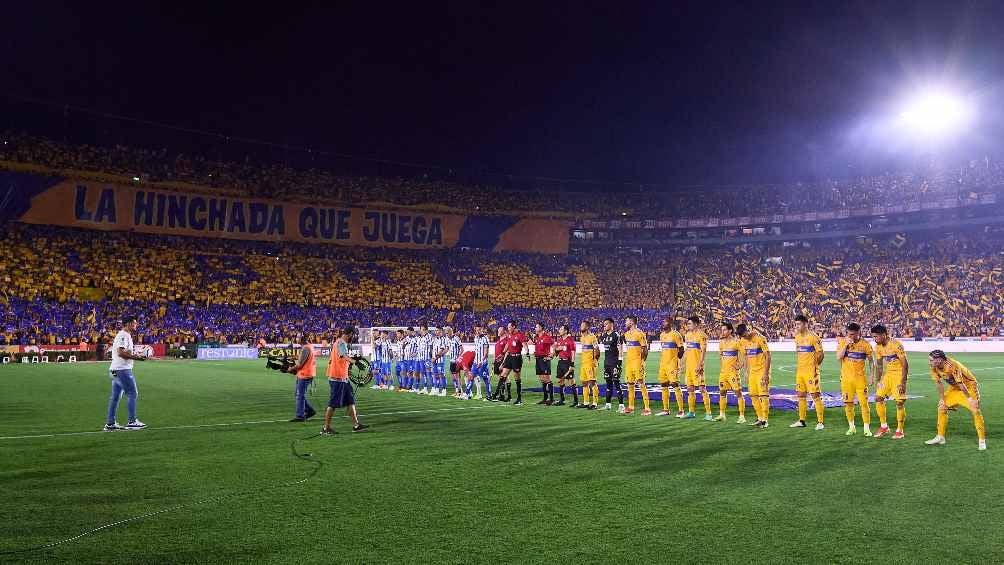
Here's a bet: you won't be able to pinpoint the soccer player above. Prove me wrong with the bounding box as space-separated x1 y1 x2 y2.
790 315 825 430
738 323 771 428
446 326 464 398
837 323 874 436
871 324 909 439
925 350 987 450
715 322 746 423
431 327 448 396
103 316 148 431
371 331 386 389
416 325 434 395
499 320 528 405
553 324 577 406
471 325 492 400
532 323 556 405
577 321 600 409
391 329 405 390
321 326 368 435
402 327 418 392
622 316 651 415
683 315 711 420
490 326 510 402
656 319 685 417
599 318 625 411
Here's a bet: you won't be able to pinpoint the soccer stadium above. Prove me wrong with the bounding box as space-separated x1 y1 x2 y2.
3 3 1004 564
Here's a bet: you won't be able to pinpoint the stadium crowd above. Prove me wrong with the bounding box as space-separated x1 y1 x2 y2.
3 132 1004 218
3 222 1004 347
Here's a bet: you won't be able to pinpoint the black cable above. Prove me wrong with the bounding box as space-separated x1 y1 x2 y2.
0 432 323 557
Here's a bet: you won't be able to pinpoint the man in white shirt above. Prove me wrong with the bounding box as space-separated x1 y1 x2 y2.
104 316 148 431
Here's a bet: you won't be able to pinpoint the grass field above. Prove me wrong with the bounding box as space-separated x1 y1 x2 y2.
2 352 1002 564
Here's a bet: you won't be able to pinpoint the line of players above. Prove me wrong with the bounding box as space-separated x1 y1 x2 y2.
370 314 988 450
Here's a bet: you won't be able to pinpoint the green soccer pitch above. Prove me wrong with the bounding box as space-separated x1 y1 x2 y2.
1 352 1002 564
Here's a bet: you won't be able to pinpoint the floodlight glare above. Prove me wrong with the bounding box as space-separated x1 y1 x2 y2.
898 89 973 138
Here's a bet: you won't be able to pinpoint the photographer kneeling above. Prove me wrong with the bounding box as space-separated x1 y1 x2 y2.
288 343 318 422
322 326 369 435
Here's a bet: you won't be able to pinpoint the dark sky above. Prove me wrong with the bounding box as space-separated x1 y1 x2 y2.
4 1 1004 186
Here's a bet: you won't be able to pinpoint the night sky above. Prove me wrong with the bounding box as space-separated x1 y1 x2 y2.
4 1 1004 186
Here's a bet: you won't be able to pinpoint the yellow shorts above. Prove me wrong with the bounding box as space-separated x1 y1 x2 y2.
876 372 905 401
943 388 977 410
625 364 645 383
658 364 680 385
579 363 596 383
795 372 821 395
748 373 770 396
719 372 741 391
685 367 705 387
840 374 867 402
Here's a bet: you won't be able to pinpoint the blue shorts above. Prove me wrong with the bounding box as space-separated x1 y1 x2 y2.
382 361 391 375
395 362 403 376
433 360 445 375
474 362 489 379
422 360 433 373
328 379 355 408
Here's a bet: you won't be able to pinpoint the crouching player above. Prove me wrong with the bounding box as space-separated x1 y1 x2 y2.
925 350 987 450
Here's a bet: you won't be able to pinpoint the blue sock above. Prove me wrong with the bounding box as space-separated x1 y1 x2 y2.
482 375 492 396
466 380 473 396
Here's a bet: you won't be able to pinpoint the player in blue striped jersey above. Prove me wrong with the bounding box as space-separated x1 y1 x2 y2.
430 327 448 396
371 331 386 389
416 325 434 395
470 325 492 400
445 327 464 397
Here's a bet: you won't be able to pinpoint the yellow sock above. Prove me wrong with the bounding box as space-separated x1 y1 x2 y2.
937 410 948 436
813 395 824 423
974 411 986 441
640 384 650 410
675 387 686 413
738 393 746 416
844 403 856 426
896 404 906 432
798 397 807 422
702 390 711 415
876 401 887 426
857 390 871 425
582 384 591 405
751 397 762 421
719 392 728 415
660 388 670 411
627 383 636 410
760 395 770 422
591 384 600 404
688 391 696 413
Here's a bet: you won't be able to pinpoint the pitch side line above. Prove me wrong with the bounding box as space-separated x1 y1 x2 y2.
0 405 492 441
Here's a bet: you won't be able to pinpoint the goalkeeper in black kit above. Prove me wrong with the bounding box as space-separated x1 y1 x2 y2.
598 318 625 411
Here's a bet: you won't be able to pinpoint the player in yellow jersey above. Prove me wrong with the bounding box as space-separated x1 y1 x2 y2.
621 316 651 415
714 322 746 423
925 350 987 450
683 316 712 420
837 322 874 436
738 323 771 428
790 315 826 431
870 324 909 439
577 321 600 410
656 319 686 417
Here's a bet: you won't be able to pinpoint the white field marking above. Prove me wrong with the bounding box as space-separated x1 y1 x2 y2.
0 405 492 442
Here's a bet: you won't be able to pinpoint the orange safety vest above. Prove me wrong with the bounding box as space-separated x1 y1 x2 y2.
297 344 316 379
326 340 350 380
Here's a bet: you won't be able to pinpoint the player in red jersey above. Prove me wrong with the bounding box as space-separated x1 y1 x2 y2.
499 320 528 405
532 322 556 405
553 324 578 406
490 326 510 402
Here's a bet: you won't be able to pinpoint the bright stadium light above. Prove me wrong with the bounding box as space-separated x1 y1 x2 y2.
897 89 974 138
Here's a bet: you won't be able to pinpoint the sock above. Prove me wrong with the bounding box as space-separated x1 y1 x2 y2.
974 411 986 441
760 395 770 422
627 383 636 410
876 401 888 426
688 391 696 414
559 384 566 402
750 397 761 421
515 380 521 401
937 410 948 436
572 385 578 404
719 391 728 415
591 384 600 404
615 380 624 403
844 403 856 426
895 404 905 431
813 395 824 423
640 384 650 410
798 397 808 422
661 388 671 411
702 390 711 415
583 384 591 405
857 390 871 425
483 375 492 396
675 387 685 413
738 393 746 416
605 380 614 403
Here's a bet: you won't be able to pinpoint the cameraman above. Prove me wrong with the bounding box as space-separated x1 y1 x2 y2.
287 342 318 422
321 326 369 435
